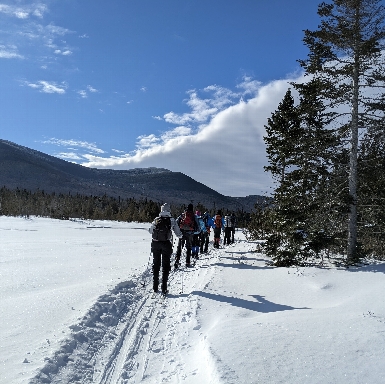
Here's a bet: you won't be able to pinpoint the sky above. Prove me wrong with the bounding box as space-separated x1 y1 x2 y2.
2 216 385 384
0 0 323 197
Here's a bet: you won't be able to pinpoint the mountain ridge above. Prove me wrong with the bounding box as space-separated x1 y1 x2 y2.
0 139 261 211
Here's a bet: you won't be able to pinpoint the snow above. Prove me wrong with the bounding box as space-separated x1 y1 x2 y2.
1 216 385 384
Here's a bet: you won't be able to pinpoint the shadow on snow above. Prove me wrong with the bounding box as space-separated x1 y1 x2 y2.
191 291 309 313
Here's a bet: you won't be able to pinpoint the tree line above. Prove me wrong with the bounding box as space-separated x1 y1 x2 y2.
0 186 250 226
246 0 385 265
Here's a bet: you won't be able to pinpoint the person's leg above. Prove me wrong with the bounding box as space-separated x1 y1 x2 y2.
204 232 209 252
161 242 172 293
185 233 193 265
175 236 183 268
151 243 161 292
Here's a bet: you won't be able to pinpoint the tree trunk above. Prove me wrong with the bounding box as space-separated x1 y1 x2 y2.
347 9 360 262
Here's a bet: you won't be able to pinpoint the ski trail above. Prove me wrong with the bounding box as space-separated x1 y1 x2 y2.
93 294 153 383
29 246 228 384
130 250 222 383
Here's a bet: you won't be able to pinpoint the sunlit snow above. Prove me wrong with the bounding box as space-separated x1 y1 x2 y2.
1 216 385 384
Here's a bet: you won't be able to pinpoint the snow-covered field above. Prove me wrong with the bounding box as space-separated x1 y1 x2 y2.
1 216 385 384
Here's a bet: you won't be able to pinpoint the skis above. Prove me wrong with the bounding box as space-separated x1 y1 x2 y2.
150 291 168 301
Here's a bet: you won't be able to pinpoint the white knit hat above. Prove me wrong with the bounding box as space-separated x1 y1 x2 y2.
161 203 171 213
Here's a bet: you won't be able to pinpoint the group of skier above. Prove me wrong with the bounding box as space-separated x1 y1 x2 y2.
148 203 237 295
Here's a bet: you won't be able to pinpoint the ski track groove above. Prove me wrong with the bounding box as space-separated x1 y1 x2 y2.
29 246 233 384
94 294 154 384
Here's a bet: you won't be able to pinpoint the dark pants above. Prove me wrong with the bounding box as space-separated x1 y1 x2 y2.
224 227 232 245
213 228 221 248
176 231 193 265
151 240 172 293
231 227 235 243
201 232 209 253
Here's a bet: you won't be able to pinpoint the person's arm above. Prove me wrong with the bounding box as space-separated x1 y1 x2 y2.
171 218 183 238
148 219 156 235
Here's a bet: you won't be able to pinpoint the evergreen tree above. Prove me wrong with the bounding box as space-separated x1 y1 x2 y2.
263 81 340 265
297 0 385 262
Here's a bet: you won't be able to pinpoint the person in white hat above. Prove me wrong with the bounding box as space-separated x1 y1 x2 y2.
149 203 182 295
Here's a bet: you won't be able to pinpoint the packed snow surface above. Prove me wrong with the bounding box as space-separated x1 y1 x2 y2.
1 216 385 384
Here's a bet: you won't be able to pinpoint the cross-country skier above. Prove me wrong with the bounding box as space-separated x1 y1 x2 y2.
149 203 182 294
213 210 225 248
224 213 233 245
192 210 207 260
175 203 200 268
230 212 237 243
201 211 214 253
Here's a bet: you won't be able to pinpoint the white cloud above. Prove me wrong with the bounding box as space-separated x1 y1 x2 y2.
77 90 87 98
79 76 303 196
54 49 72 56
77 85 98 99
0 45 23 59
25 80 67 94
42 138 106 154
140 87 147 92
87 85 98 93
0 3 47 19
55 152 83 161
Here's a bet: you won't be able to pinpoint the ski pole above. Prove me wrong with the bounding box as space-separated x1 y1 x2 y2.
180 270 184 294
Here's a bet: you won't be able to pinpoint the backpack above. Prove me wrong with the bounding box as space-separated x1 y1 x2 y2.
152 216 171 241
214 215 222 229
198 217 207 233
179 211 195 231
225 216 232 228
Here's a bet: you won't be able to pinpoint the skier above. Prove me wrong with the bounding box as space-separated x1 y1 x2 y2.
175 204 200 268
201 211 214 253
149 203 182 294
223 213 232 245
213 210 224 248
192 211 207 260
230 212 237 243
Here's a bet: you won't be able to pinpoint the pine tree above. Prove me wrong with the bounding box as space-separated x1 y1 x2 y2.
297 0 385 262
264 81 341 265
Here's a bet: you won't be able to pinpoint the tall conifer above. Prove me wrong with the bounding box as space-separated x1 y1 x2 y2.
297 0 385 262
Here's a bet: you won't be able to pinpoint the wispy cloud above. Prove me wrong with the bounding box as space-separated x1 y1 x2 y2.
78 76 300 196
25 80 67 94
77 85 98 98
1 3 76 68
0 44 23 59
42 138 106 154
77 90 87 98
54 49 72 56
0 3 48 19
87 85 98 93
55 152 83 161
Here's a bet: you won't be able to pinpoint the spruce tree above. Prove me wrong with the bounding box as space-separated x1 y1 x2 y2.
264 81 341 265
297 0 385 262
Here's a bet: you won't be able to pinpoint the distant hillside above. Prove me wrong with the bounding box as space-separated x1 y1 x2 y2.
0 139 262 212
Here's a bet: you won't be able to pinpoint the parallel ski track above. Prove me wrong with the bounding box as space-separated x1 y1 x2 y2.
93 250 219 383
92 252 194 383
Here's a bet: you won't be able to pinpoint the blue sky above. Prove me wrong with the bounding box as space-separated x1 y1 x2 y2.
1 0 321 197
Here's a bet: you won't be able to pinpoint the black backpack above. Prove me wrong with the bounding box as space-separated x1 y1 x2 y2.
152 216 171 241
